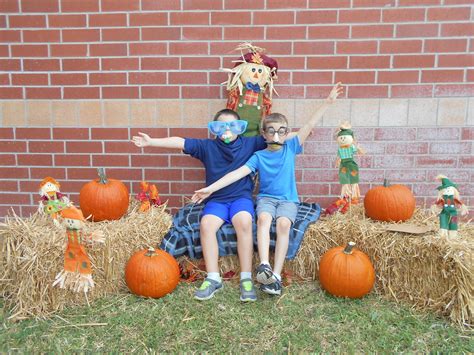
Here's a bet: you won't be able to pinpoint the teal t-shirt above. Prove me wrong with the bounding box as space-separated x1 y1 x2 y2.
245 135 302 202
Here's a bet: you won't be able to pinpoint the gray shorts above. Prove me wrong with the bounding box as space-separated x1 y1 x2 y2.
256 196 298 223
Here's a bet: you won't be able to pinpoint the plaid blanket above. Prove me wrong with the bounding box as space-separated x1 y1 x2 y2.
160 202 320 260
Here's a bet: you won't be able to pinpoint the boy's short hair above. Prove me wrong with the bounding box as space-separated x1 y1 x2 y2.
261 113 288 130
213 109 240 121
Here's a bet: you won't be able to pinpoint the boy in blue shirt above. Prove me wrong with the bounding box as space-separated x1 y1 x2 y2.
192 83 343 296
132 109 267 302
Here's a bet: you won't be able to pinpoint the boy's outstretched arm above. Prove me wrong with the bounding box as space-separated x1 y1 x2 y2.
297 82 344 145
191 165 252 204
131 132 185 150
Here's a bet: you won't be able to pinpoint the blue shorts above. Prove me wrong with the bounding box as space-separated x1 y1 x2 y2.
256 196 298 224
202 197 255 224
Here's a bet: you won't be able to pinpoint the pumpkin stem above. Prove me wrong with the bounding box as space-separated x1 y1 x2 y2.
383 179 390 187
343 241 356 255
145 247 156 257
97 168 107 184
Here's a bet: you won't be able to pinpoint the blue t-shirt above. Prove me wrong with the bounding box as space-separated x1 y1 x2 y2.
245 135 302 203
184 135 266 203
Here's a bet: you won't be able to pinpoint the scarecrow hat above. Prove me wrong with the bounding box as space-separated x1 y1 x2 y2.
60 206 85 221
337 128 353 137
233 42 278 78
39 176 60 189
435 175 457 191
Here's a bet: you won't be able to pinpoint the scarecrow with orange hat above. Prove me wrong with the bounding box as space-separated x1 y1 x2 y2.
38 177 70 226
52 206 105 293
432 175 468 238
222 43 278 137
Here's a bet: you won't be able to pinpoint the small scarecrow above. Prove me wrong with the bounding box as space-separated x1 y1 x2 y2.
324 122 365 216
136 181 161 212
53 206 105 293
431 175 468 238
38 177 70 226
222 43 278 137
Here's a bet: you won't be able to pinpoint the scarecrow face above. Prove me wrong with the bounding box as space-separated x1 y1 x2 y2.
64 217 82 230
337 134 353 147
240 63 268 87
442 186 455 195
40 182 59 196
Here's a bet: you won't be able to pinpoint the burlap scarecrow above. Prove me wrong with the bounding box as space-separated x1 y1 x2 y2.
37 177 71 226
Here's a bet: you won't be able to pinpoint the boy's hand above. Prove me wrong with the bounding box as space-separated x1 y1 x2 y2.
131 132 152 147
191 188 213 204
327 82 344 104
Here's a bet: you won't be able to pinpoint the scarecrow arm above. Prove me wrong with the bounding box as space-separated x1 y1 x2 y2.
263 93 272 115
226 88 240 111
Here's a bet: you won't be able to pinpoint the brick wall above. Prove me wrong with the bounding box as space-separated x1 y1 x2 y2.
0 0 473 217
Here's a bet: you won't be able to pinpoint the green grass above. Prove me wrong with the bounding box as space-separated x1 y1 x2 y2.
1 282 472 353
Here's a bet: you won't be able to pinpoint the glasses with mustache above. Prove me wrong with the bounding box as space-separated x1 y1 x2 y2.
264 126 289 137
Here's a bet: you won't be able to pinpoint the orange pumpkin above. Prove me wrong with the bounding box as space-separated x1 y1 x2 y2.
319 242 375 299
125 247 180 298
79 168 129 222
364 179 416 222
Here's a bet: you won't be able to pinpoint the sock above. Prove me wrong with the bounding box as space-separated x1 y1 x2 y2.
260 261 270 267
207 272 221 283
274 273 282 281
240 272 252 280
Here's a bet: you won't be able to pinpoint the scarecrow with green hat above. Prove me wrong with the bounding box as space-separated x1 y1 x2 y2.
431 174 468 238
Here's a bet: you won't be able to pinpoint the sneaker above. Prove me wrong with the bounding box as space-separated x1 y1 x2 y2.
194 278 223 301
239 278 257 302
256 263 277 285
260 279 282 296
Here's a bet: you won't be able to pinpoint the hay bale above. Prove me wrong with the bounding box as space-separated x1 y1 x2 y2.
0 203 172 320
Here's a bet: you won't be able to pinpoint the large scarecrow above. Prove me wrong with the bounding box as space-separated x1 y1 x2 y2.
222 43 278 137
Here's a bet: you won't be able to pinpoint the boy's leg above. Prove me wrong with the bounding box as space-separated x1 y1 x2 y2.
257 212 273 265
273 216 291 277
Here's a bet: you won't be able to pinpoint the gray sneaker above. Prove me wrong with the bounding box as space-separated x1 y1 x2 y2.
260 279 282 296
240 278 257 302
256 263 277 285
194 278 223 301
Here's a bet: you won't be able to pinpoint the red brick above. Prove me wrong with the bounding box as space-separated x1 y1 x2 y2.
102 58 139 71
438 54 474 68
0 180 18 191
50 44 87 57
169 42 208 55
182 86 220 99
53 128 89 140
168 71 206 84
142 86 180 99
66 167 98 179
91 128 128 140
383 8 425 22
0 193 31 204
296 183 330 196
63 87 100 99
0 46 8 57
28 141 64 154
26 87 61 99
101 0 139 11
380 40 422 54
308 0 350 7
350 56 390 69
348 85 388 98
104 142 138 154
129 43 168 56
467 70 474 82
393 55 435 68
422 70 464 83
99 168 141 181
266 26 306 40
141 57 180 70
11 44 48 57
0 167 28 178
293 71 332 84
62 29 100 42
67 141 102 153
0 15 5 27
434 84 474 97
430 142 471 155
428 7 471 21
48 14 86 27
459 156 474 168
92 155 129 167
128 72 166 84
0 87 22 99
445 0 473 3
1 0 19 12
399 0 439 5
181 56 220 70
378 70 419 84
353 0 394 6
211 12 252 25
12 74 47 86
0 73 8 85
141 0 180 10
141 27 181 40
51 73 86 85
308 25 349 39
184 26 223 40
335 71 375 84
102 86 139 99
351 24 393 38
392 85 433 98
375 128 416 141
293 41 334 55
224 26 263 40
102 28 139 41
0 30 21 42
397 24 439 38
89 72 126 85
169 128 207 138
295 155 330 169
30 167 66 179
267 0 305 8
169 182 204 194
17 154 52 165
272 85 304 99
9 15 46 28
416 156 456 168
339 9 381 23
145 168 183 181
417 127 460 140
23 29 60 43
386 142 428 155
129 13 168 26
0 59 20 71
61 0 99 12
21 0 58 12
278 56 306 69
89 13 127 27
184 0 222 10
337 41 377 54
441 23 474 37
62 58 99 71
170 12 209 25
224 0 263 9
0 154 15 165
0 128 14 139
425 39 467 53
295 10 337 24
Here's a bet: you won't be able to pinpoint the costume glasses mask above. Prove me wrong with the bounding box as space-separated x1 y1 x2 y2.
208 120 248 136
264 126 288 137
